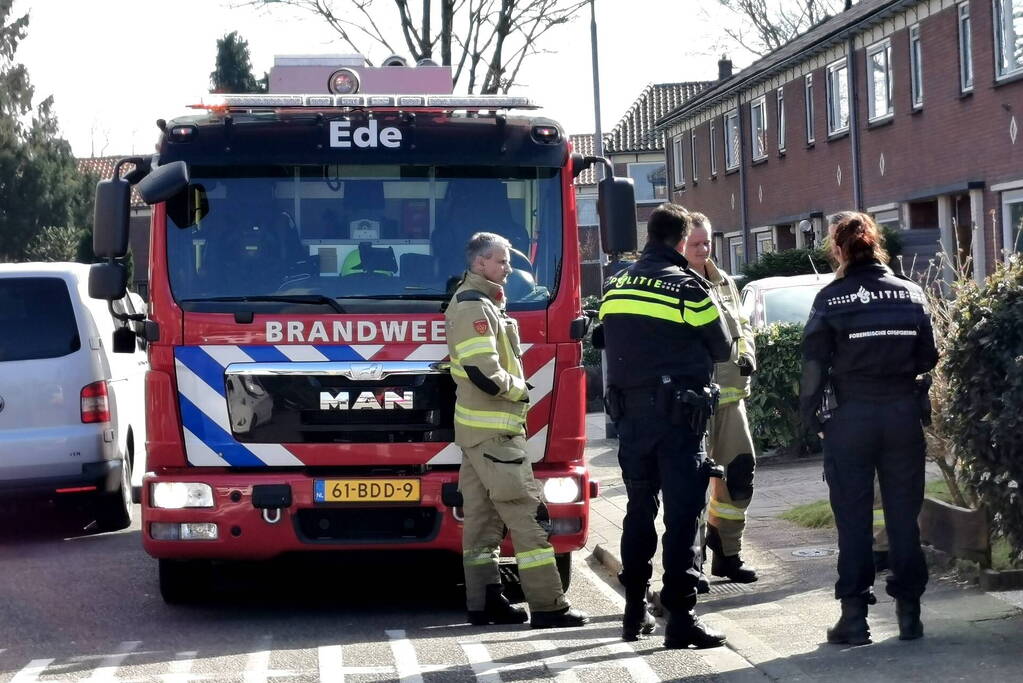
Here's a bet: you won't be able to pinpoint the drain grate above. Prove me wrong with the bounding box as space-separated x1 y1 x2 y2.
708 581 754 595
791 547 837 558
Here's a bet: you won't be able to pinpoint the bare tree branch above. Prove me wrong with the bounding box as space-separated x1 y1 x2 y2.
716 0 847 56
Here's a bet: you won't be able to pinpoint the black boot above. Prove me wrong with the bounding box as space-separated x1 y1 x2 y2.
826 597 871 645
896 598 923 640
696 572 711 594
664 611 727 649
622 586 657 642
707 526 758 583
467 584 528 626
530 606 589 629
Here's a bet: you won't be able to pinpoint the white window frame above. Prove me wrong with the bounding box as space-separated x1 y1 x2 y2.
750 96 768 161
805 74 815 144
1002 188 1023 258
753 227 775 258
724 110 740 171
709 119 718 176
672 135 685 188
690 130 698 185
866 39 894 121
909 24 924 109
826 58 850 135
627 161 668 204
959 2 974 92
727 235 745 271
777 87 786 152
993 0 1023 80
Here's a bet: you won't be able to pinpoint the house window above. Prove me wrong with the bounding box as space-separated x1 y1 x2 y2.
755 231 775 257
709 119 718 176
724 110 740 170
910 24 924 108
690 130 698 185
994 0 1023 79
777 87 786 152
728 237 745 271
805 74 815 144
628 162 667 203
1003 189 1023 255
827 58 850 135
959 2 974 92
577 195 600 265
577 195 598 228
672 136 685 187
867 39 894 120
750 97 768 161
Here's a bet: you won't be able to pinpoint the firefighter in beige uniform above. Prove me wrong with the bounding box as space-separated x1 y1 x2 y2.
685 215 759 583
447 232 589 630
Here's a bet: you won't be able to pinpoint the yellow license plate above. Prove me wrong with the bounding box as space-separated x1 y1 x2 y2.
314 479 421 503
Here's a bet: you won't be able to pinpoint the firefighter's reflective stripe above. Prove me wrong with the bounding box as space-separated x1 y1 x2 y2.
454 336 497 360
873 508 886 528
516 546 556 570
682 297 721 326
464 548 498 567
599 297 683 324
709 499 746 521
454 404 526 431
719 386 747 406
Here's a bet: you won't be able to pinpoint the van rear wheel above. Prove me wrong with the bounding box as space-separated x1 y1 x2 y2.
95 458 133 532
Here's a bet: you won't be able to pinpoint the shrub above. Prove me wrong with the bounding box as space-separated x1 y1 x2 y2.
581 294 602 368
746 322 811 454
742 247 832 283
943 255 1023 561
881 225 904 260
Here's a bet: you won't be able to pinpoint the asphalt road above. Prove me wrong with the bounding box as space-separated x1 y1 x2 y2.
0 504 745 683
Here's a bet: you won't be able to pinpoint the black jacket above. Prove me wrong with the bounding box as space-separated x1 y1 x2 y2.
799 260 938 430
599 242 732 390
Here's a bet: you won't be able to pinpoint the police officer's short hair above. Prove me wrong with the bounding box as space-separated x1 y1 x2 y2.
465 232 512 267
646 203 691 247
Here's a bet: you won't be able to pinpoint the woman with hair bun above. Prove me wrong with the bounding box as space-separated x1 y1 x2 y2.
800 211 938 645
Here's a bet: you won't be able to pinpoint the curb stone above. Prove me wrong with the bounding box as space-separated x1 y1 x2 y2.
592 543 622 576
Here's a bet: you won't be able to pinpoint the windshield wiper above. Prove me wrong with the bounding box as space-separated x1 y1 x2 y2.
335 294 450 301
179 295 346 313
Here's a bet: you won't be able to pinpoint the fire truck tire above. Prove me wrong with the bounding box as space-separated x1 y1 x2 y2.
94 456 133 532
556 553 572 592
159 559 211 605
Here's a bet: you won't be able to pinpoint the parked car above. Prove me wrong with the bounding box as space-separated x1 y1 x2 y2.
739 273 836 329
0 263 148 531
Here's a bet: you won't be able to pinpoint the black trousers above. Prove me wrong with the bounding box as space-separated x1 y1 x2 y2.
823 396 928 601
616 396 708 613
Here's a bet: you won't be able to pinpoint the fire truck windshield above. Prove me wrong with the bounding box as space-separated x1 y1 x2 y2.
165 164 563 310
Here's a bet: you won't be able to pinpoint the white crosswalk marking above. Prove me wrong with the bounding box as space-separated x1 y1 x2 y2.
602 642 661 683
529 640 581 682
160 650 196 683
385 629 423 683
458 642 502 683
243 636 272 683
85 641 141 682
317 644 343 683
11 658 54 683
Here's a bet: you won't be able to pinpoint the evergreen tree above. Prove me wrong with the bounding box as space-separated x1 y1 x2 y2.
210 31 267 93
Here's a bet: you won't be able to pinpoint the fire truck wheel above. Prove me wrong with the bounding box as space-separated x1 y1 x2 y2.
159 559 211 605
94 456 133 532
556 553 572 592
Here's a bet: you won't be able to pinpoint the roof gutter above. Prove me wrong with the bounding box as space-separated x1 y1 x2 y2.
654 0 912 131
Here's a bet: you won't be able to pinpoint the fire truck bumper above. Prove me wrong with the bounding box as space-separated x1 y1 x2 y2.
141 466 591 561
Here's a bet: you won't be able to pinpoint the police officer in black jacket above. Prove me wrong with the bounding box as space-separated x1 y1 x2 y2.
800 212 938 645
597 204 732 648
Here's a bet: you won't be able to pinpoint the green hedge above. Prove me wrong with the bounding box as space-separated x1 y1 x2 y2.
943 256 1023 561
746 323 812 454
582 294 602 367
742 247 832 283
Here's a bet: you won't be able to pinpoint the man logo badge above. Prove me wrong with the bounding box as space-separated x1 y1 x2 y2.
320 390 414 411
346 363 385 382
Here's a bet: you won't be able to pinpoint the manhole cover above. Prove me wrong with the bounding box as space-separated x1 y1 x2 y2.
792 547 836 558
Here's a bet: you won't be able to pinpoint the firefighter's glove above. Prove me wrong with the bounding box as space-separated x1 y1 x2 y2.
737 353 756 377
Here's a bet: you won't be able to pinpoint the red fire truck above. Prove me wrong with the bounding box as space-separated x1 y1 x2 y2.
88 56 636 603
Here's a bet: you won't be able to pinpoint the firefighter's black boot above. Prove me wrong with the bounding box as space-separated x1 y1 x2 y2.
896 598 923 641
826 597 871 645
663 611 727 649
530 606 589 629
707 526 758 583
622 585 656 642
467 584 528 626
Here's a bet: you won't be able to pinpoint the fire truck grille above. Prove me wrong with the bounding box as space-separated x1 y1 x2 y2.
295 507 440 543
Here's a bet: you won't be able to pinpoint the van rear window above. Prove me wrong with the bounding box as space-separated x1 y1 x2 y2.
0 277 81 362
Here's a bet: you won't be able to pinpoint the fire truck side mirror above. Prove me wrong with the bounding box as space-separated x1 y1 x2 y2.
88 262 127 301
597 174 637 254
137 160 190 205
93 178 131 258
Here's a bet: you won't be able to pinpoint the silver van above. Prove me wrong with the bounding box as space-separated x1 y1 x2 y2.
0 263 148 531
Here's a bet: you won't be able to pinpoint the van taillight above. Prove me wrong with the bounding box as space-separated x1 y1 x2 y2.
81 381 110 423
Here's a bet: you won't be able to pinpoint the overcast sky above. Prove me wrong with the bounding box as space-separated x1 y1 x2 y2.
14 0 753 158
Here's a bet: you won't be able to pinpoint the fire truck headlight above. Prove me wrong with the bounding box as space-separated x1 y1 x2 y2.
328 68 360 95
152 482 215 509
542 477 581 504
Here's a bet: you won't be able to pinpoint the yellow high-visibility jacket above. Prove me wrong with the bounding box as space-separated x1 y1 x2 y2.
445 271 529 448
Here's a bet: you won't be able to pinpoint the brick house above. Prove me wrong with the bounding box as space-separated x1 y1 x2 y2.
76 156 151 297
569 133 604 297
657 0 1023 282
